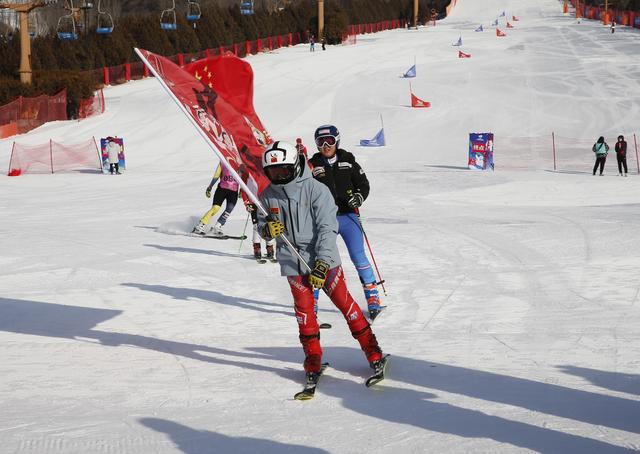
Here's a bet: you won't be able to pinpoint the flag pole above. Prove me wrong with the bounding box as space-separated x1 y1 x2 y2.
134 48 313 273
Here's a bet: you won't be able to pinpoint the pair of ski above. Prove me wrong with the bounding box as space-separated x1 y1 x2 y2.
255 255 277 265
191 232 248 240
293 354 390 400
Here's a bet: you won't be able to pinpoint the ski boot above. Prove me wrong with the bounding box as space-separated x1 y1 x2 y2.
266 244 276 262
192 222 207 235
363 282 382 321
366 354 390 387
210 222 224 237
253 243 262 260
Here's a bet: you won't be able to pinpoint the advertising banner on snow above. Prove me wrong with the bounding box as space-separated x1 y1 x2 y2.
101 137 125 174
468 133 494 170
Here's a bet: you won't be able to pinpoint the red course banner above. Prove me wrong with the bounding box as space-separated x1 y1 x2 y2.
136 48 272 195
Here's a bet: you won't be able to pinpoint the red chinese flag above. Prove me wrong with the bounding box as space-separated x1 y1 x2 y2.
411 92 431 108
136 48 272 195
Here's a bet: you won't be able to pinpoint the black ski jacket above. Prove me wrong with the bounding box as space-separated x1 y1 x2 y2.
615 141 627 156
309 148 370 215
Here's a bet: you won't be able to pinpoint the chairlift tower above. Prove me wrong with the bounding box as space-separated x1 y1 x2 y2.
79 0 93 34
0 0 58 84
318 0 323 40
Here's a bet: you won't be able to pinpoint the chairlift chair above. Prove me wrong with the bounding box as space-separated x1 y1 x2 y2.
186 0 201 22
240 0 254 15
57 1 78 41
96 0 113 34
161 0 177 30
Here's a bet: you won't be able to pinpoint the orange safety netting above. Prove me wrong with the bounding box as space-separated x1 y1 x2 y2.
0 90 67 138
78 89 105 120
8 137 102 176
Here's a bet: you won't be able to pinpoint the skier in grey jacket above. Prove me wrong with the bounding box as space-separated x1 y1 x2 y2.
257 141 383 376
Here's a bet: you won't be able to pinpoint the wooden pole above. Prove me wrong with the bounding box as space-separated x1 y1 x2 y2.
18 10 32 84
552 132 557 171
0 1 53 85
413 0 418 28
634 133 639 174
318 0 324 42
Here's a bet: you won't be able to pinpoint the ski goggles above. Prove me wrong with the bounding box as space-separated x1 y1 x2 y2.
265 164 297 184
315 135 337 148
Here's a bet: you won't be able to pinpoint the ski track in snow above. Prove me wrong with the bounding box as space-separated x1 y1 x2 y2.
1 0 640 452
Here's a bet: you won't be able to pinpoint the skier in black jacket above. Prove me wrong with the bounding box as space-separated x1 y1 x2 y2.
309 124 382 320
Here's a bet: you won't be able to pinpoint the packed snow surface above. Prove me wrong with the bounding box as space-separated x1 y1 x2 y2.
1 0 640 452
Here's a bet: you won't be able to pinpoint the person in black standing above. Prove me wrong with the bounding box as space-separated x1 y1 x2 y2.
615 135 628 177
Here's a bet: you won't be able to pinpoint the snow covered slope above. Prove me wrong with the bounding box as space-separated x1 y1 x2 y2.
1 0 640 452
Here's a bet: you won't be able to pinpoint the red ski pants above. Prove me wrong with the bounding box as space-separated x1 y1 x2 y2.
287 266 382 372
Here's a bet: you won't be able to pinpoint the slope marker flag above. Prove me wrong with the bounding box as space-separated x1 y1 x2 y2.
452 36 462 46
512 15 519 21
360 115 386 147
491 19 499 26
506 21 514 28
410 84 431 108
402 64 416 78
496 28 506 37
475 24 483 32
458 51 471 58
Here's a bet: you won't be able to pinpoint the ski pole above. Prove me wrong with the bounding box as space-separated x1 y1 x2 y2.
238 211 251 253
356 211 388 295
347 190 387 295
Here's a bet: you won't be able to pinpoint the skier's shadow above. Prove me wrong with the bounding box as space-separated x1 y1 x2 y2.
558 365 640 396
0 297 302 384
139 418 330 454
121 282 339 316
248 346 639 453
144 243 256 261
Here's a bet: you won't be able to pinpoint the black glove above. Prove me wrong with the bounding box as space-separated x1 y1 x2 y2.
309 259 330 289
347 192 364 209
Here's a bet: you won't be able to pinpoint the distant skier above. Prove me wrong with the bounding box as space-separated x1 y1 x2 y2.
193 163 241 236
257 141 385 384
611 20 616 34
615 135 628 177
309 125 383 320
592 136 609 176
321 36 326 51
310 35 315 52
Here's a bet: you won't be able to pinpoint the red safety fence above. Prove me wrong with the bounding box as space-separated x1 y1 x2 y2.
0 20 405 140
7 137 101 176
86 21 403 87
78 89 105 120
569 0 640 27
0 90 67 138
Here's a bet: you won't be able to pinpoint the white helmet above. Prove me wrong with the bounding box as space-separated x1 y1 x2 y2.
262 141 301 185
